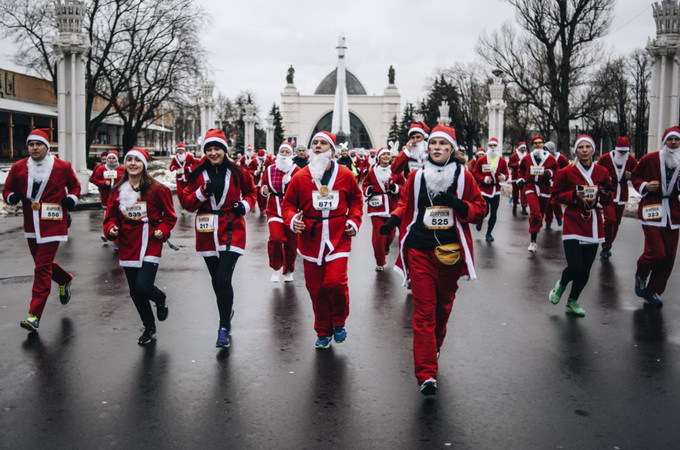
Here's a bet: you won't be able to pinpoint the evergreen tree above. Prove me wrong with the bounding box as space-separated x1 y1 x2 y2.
388 114 400 145
269 103 285 151
398 103 416 146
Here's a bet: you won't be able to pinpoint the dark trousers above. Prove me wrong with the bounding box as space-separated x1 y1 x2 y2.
123 262 165 329
204 251 241 328
484 195 500 234
560 240 598 301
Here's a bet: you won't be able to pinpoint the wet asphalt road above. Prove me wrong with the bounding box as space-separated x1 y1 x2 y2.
1 196 679 449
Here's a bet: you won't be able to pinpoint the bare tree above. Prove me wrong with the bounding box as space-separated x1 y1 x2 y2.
628 49 651 158
477 0 616 154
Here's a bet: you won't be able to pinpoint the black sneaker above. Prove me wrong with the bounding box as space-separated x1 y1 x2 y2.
635 275 647 298
155 292 168 321
600 244 612 259
420 378 437 396
58 280 72 305
512 205 517 216
644 292 663 307
521 207 528 216
138 327 156 345
475 223 482 232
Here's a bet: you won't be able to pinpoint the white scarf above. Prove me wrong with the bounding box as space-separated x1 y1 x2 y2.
27 153 54 184
374 164 391 188
118 181 140 215
424 159 458 196
309 151 333 182
531 149 547 162
661 146 680 169
275 154 294 173
105 162 119 170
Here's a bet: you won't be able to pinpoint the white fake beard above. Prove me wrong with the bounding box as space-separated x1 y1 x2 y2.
374 165 391 188
27 152 54 184
613 151 628 167
487 149 500 159
275 154 293 172
118 181 140 214
516 149 527 159
369 155 377 165
105 162 119 170
309 151 333 182
411 141 426 161
661 146 680 169
423 159 458 196
177 153 186 163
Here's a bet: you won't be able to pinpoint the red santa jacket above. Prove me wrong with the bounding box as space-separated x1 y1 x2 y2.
391 165 486 284
471 155 509 198
391 149 424 177
181 166 257 256
282 162 363 265
517 151 559 198
247 155 274 185
596 151 638 205
90 164 125 208
362 166 405 217
556 153 570 169
508 150 527 180
261 162 300 222
551 162 613 243
168 153 197 182
103 182 177 267
3 155 81 243
631 152 680 229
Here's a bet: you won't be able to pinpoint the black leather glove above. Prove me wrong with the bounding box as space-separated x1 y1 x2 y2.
202 182 215 197
61 196 76 211
516 180 524 189
379 215 401 235
439 193 469 218
7 192 23 205
365 185 374 196
231 201 246 217
388 182 397 193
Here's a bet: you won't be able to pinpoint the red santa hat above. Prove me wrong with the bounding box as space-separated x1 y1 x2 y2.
278 142 295 154
107 150 119 161
614 137 630 151
377 147 391 159
202 129 229 152
100 151 109 158
531 135 545 145
488 137 500 147
126 148 149 169
311 131 337 153
517 142 527 150
408 121 430 138
257 149 266 157
476 148 486 156
26 128 51 150
662 126 680 143
573 134 596 153
428 124 458 149
177 142 186 152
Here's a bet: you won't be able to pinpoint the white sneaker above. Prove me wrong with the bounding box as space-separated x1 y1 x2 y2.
528 242 538 253
270 269 282 282
283 272 294 282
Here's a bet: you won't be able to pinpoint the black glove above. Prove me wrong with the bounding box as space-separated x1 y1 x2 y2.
67 212 72 228
202 182 215 197
379 215 401 235
7 192 23 205
365 185 374 196
516 180 524 189
439 193 469 218
61 196 76 211
388 182 397 193
231 201 246 217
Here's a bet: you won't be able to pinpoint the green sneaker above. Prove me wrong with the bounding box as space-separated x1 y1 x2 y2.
549 280 566 304
20 314 40 332
565 299 585 317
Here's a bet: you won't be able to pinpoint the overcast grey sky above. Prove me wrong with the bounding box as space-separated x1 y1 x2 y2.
0 0 656 120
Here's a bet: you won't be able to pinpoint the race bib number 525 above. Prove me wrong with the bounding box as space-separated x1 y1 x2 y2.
423 206 454 230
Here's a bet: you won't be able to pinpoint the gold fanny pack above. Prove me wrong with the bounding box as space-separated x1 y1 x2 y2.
434 243 462 266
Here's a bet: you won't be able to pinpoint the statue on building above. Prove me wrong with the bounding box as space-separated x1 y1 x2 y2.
286 65 295 84
388 65 395 85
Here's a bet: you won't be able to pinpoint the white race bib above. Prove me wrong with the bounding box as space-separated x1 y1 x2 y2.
312 191 340 211
175 167 184 175
40 203 63 221
124 202 147 221
530 165 545 176
642 204 662 221
104 170 118 180
581 185 598 202
196 214 216 232
368 195 384 208
423 206 454 230
408 161 424 172
481 164 492 172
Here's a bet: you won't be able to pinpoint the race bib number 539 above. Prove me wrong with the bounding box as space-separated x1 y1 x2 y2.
124 202 147 220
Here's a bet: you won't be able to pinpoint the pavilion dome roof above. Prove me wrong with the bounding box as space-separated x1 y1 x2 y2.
314 68 367 95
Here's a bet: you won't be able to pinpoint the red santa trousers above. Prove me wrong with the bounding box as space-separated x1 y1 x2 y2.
27 239 73 318
604 204 625 246
303 257 350 336
370 216 395 267
512 182 527 208
544 200 563 224
527 193 550 234
408 247 464 384
267 220 298 273
636 225 679 295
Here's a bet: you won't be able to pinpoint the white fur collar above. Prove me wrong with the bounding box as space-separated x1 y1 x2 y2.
374 165 391 188
118 181 140 214
27 153 54 184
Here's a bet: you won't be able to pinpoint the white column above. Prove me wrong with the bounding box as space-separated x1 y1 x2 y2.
265 114 275 155
244 103 256 150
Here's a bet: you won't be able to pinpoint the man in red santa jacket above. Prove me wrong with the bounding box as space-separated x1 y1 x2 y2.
248 149 274 215
168 142 197 209
472 137 508 242
391 121 430 178
282 131 363 349
2 129 81 332
631 126 680 307
508 142 529 216
596 136 638 258
90 150 125 209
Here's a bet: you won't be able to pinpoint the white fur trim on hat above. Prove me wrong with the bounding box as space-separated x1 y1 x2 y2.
311 131 336 152
573 136 596 154
428 131 458 150
662 130 680 143
203 136 229 152
614 146 630 151
408 127 429 138
126 149 148 169
26 133 50 150
279 142 295 153
377 148 391 159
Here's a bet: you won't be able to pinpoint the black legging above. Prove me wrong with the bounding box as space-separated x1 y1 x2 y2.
204 251 241 328
560 240 598 301
123 262 165 329
484 195 500 234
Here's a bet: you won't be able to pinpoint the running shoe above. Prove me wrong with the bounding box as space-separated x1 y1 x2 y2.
512 205 517 216
315 335 332 349
58 280 72 305
635 275 647 298
100 234 108 242
644 293 663 307
528 242 538 253
420 378 437 396
271 269 282 283
113 243 119 253
375 265 385 272
216 327 230 348
475 223 483 232
138 327 156 345
485 233 494 242
283 272 295 283
556 219 563 227
600 244 612 259
333 326 347 343
545 222 552 230
565 300 586 316
155 292 168 321
20 314 40 333
549 279 566 304
181 209 187 216
521 207 528 216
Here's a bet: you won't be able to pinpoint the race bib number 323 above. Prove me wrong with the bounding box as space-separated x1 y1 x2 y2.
642 204 662 221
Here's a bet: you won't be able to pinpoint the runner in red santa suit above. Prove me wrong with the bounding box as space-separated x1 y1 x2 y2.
544 140 569 229
282 130 363 349
90 150 126 248
548 135 613 317
248 149 274 215
472 137 508 242
363 147 406 271
103 148 177 344
631 126 680 307
516 135 560 252
391 121 430 178
181 129 257 347
468 148 486 172
508 142 529 216
168 142 197 213
261 142 301 282
3 129 81 332
380 124 486 396
596 136 638 259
